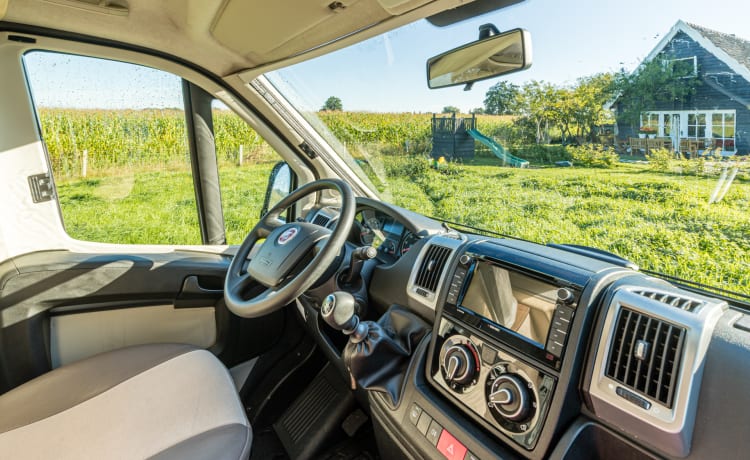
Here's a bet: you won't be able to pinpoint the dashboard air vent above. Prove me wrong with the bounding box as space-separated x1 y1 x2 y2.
633 289 703 312
414 244 452 293
605 307 686 408
312 213 330 227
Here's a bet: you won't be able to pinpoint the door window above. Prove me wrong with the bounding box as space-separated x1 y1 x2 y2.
24 51 201 244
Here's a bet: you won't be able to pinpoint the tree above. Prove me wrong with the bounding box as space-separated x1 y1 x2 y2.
516 81 561 144
321 96 343 111
442 106 460 114
470 107 485 115
479 73 619 144
613 56 699 129
568 73 618 142
483 82 521 115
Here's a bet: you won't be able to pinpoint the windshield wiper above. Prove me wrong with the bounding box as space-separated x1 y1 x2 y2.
639 269 750 308
430 219 639 270
551 245 750 307
547 243 639 270
429 216 529 242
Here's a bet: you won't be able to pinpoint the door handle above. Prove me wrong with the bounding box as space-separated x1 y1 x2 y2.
180 275 223 296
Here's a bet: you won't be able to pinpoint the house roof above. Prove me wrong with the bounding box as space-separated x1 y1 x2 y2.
606 20 750 110
687 23 750 74
643 20 750 86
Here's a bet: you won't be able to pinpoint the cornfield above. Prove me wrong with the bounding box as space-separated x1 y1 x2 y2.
318 111 516 150
40 108 273 178
40 108 517 178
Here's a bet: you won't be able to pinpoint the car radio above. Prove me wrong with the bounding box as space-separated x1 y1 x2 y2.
428 250 582 450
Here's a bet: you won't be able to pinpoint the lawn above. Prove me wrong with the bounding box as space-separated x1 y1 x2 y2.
57 161 275 245
56 158 750 297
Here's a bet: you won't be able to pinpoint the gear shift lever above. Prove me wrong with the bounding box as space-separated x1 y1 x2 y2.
321 291 368 342
321 291 429 406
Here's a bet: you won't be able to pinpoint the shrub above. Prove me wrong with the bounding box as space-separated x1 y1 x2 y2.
509 144 571 165
569 144 619 168
646 148 674 172
682 157 707 176
384 155 429 181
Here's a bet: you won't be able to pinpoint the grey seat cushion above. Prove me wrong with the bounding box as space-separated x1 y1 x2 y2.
0 343 252 459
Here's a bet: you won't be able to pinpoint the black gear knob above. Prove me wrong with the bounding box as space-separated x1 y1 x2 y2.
321 291 367 341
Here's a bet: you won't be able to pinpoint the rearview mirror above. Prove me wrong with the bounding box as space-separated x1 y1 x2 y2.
427 28 532 89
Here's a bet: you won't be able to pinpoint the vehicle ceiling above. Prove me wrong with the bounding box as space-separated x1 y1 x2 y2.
0 0 519 77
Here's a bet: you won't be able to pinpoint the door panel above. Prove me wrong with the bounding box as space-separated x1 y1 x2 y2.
50 304 217 368
0 249 287 394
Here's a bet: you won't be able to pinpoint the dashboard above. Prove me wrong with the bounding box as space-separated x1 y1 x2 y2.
303 198 750 460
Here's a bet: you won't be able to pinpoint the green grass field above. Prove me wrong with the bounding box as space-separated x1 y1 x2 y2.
56 157 750 297
43 107 750 296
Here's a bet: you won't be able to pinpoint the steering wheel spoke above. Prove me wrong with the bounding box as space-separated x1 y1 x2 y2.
224 179 355 318
228 271 255 292
256 215 284 238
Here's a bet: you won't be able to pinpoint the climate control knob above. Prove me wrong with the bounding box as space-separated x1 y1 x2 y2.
439 336 480 392
488 373 532 422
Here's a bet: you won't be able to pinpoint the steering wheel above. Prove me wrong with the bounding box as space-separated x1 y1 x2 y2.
224 179 355 318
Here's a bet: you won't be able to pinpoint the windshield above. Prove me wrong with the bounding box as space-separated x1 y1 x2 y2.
265 0 750 298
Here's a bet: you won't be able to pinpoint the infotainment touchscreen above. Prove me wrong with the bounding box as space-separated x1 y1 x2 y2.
459 261 558 348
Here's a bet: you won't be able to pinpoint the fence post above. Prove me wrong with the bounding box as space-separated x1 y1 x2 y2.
239 144 244 166
82 149 88 177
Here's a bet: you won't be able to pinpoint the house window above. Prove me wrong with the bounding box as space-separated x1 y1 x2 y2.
641 112 658 131
687 113 706 138
668 56 697 78
711 112 736 151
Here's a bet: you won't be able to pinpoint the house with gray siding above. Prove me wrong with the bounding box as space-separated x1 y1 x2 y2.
612 20 750 155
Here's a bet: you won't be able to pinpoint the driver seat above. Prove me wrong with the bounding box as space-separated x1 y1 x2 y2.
0 343 252 459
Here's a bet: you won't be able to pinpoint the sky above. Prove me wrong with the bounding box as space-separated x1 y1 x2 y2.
24 0 750 114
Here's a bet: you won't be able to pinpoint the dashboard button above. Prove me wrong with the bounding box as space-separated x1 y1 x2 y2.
464 452 480 460
437 430 467 460
557 305 574 320
417 412 432 435
480 344 498 366
427 420 443 446
408 403 422 425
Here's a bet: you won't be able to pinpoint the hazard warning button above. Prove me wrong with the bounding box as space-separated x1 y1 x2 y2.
436 430 467 460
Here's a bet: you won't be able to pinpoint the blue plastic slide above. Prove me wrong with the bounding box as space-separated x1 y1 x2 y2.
467 129 529 168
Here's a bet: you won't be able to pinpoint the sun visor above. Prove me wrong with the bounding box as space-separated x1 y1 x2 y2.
211 0 432 67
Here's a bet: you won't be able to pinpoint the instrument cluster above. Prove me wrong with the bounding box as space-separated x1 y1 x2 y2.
354 208 420 262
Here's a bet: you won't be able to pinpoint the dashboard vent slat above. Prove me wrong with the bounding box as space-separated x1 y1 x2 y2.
606 307 686 408
312 213 330 227
633 289 703 312
415 244 452 293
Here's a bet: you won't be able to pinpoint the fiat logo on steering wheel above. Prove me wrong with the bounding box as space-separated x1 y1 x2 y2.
277 227 299 245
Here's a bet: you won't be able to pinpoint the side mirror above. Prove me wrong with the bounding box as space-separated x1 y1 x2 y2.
427 28 532 89
260 162 294 218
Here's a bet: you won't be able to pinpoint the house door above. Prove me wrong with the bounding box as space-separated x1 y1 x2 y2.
663 113 681 152
670 114 681 152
